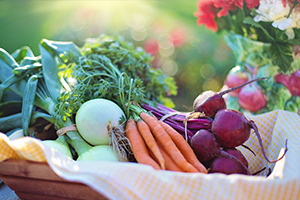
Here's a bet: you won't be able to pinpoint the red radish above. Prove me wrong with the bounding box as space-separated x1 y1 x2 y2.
223 147 248 168
212 109 288 163
208 150 249 175
190 129 222 162
275 70 300 96
238 82 267 112
193 77 267 117
224 66 249 97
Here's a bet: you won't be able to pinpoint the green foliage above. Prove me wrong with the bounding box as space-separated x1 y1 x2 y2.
268 43 295 74
55 35 178 123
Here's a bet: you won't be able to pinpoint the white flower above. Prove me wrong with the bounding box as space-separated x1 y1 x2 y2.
285 28 295 39
282 4 300 39
254 0 291 29
272 17 293 30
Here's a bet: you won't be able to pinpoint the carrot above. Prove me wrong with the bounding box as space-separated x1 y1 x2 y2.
148 143 184 172
159 121 208 173
156 141 184 172
136 118 165 170
140 112 199 173
125 118 161 170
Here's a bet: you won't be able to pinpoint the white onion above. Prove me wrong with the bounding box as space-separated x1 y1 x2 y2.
42 136 72 158
77 145 119 161
75 98 126 146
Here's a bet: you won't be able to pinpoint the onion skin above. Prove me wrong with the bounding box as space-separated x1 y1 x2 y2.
77 145 119 162
42 136 72 158
75 99 126 146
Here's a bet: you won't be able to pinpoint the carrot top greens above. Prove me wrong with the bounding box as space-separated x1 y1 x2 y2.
55 35 177 124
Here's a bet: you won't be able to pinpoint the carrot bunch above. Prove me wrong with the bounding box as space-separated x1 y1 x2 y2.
125 107 207 173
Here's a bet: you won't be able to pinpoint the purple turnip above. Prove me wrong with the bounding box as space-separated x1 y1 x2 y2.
212 109 251 148
190 129 222 163
237 82 267 112
208 150 249 175
193 77 267 117
212 109 288 163
223 147 248 168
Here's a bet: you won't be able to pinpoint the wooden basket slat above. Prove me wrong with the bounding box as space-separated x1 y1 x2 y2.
0 159 109 200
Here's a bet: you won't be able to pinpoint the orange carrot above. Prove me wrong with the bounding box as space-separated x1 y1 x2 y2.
125 118 161 170
137 119 165 170
156 141 184 172
159 121 208 173
140 112 199 173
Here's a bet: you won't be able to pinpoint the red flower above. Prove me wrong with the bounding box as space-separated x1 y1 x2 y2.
245 0 259 10
213 0 243 17
195 0 261 32
194 0 219 32
282 0 288 7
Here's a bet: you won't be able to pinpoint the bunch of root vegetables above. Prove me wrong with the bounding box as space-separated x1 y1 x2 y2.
132 77 288 175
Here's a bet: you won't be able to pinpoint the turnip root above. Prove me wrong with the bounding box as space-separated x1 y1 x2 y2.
193 77 267 117
212 109 288 163
190 129 221 163
212 109 251 148
208 150 249 175
223 147 248 168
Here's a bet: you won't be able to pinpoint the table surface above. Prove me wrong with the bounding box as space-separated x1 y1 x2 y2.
0 181 20 200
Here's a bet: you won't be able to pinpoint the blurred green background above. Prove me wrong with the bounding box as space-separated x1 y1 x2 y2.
0 0 235 110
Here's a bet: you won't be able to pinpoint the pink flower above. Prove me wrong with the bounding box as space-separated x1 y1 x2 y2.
194 0 219 32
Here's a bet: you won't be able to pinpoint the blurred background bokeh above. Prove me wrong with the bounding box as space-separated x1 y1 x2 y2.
0 0 235 110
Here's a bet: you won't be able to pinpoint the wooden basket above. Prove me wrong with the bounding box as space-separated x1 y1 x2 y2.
0 159 108 200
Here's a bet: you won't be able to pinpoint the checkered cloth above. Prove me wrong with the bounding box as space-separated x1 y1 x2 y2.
0 110 299 200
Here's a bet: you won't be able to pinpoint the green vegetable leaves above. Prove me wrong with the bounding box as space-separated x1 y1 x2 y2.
55 35 177 122
224 32 299 74
242 17 300 74
268 42 296 74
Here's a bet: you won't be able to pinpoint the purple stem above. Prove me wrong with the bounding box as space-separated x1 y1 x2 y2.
249 120 288 163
